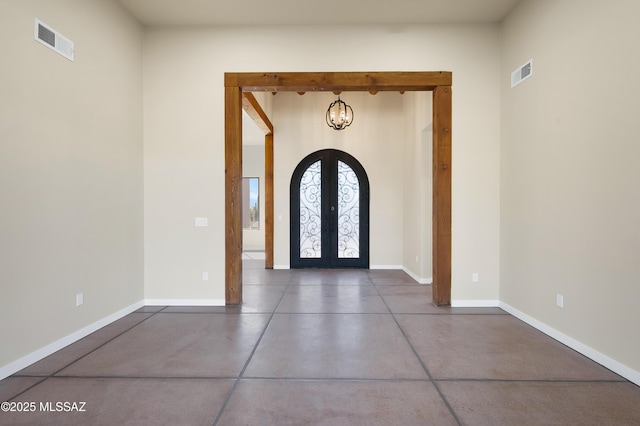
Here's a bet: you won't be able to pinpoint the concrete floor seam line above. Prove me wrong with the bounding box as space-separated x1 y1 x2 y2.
212 276 292 426
155 311 268 315
434 378 631 384
272 312 393 316
42 375 240 381
371 281 463 426
393 311 462 426
237 376 435 382
236 306 285 379
3 377 48 404
46 310 159 376
5 311 157 402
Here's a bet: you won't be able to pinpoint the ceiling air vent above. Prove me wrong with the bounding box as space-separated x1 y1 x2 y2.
35 19 74 61
511 59 532 88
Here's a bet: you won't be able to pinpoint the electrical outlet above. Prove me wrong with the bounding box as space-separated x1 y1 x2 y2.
76 292 84 307
556 294 564 308
472 273 479 283
202 272 209 281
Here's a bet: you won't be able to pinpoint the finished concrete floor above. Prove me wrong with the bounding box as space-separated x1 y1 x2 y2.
1 260 640 425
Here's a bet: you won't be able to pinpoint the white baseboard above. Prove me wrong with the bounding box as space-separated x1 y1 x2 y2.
0 300 144 381
144 299 225 306
273 265 290 270
452 299 500 307
370 264 402 270
499 301 640 387
401 267 432 284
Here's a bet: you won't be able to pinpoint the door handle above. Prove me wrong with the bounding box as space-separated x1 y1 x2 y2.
330 206 336 232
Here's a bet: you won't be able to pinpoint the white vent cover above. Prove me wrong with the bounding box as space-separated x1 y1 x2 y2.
34 19 74 61
511 59 532 88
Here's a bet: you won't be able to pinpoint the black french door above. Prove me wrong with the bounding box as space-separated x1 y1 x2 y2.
290 149 369 268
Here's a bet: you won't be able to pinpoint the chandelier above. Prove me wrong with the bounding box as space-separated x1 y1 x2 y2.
326 96 353 130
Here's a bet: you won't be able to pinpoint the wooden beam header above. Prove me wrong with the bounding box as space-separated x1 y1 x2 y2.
242 92 273 135
225 71 452 93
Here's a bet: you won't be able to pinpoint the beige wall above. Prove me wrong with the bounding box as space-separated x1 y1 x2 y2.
501 0 640 375
272 92 405 268
4 0 638 386
402 92 433 282
0 0 143 369
142 24 502 303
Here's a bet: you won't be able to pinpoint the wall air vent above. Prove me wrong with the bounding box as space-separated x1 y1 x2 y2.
35 19 74 61
511 59 532 88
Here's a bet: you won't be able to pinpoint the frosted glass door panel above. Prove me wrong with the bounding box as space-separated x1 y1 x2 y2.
337 160 360 258
299 160 322 258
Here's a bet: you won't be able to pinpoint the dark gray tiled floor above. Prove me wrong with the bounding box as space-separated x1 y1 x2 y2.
2 259 639 425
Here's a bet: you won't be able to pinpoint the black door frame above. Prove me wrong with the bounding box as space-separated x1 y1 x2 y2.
290 149 370 268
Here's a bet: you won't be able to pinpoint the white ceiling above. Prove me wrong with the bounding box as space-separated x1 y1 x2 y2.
117 0 521 27
120 0 521 145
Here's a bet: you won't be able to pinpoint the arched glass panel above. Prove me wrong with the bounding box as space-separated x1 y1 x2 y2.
299 160 322 258
291 149 369 269
337 160 360 258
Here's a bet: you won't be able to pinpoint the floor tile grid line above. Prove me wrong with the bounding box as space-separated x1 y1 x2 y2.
152 311 270 315
211 269 293 426
237 376 434 383
392 311 634 387
18 374 240 381
369 275 463 426
393 312 508 316
6 307 168 402
370 280 498 315
272 312 391 316
477 311 631 385
435 377 632 384
506 315 633 383
2 377 48 405
370 279 638 411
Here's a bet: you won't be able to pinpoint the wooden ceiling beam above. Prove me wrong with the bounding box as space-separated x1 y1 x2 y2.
226 71 452 92
242 92 273 135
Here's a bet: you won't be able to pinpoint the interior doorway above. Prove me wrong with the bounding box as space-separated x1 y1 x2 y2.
290 149 370 269
225 72 452 306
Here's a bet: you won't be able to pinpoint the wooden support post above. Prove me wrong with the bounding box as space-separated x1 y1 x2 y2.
265 133 274 269
432 85 452 306
225 86 243 304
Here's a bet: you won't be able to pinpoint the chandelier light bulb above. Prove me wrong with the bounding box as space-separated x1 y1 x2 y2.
326 96 354 130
